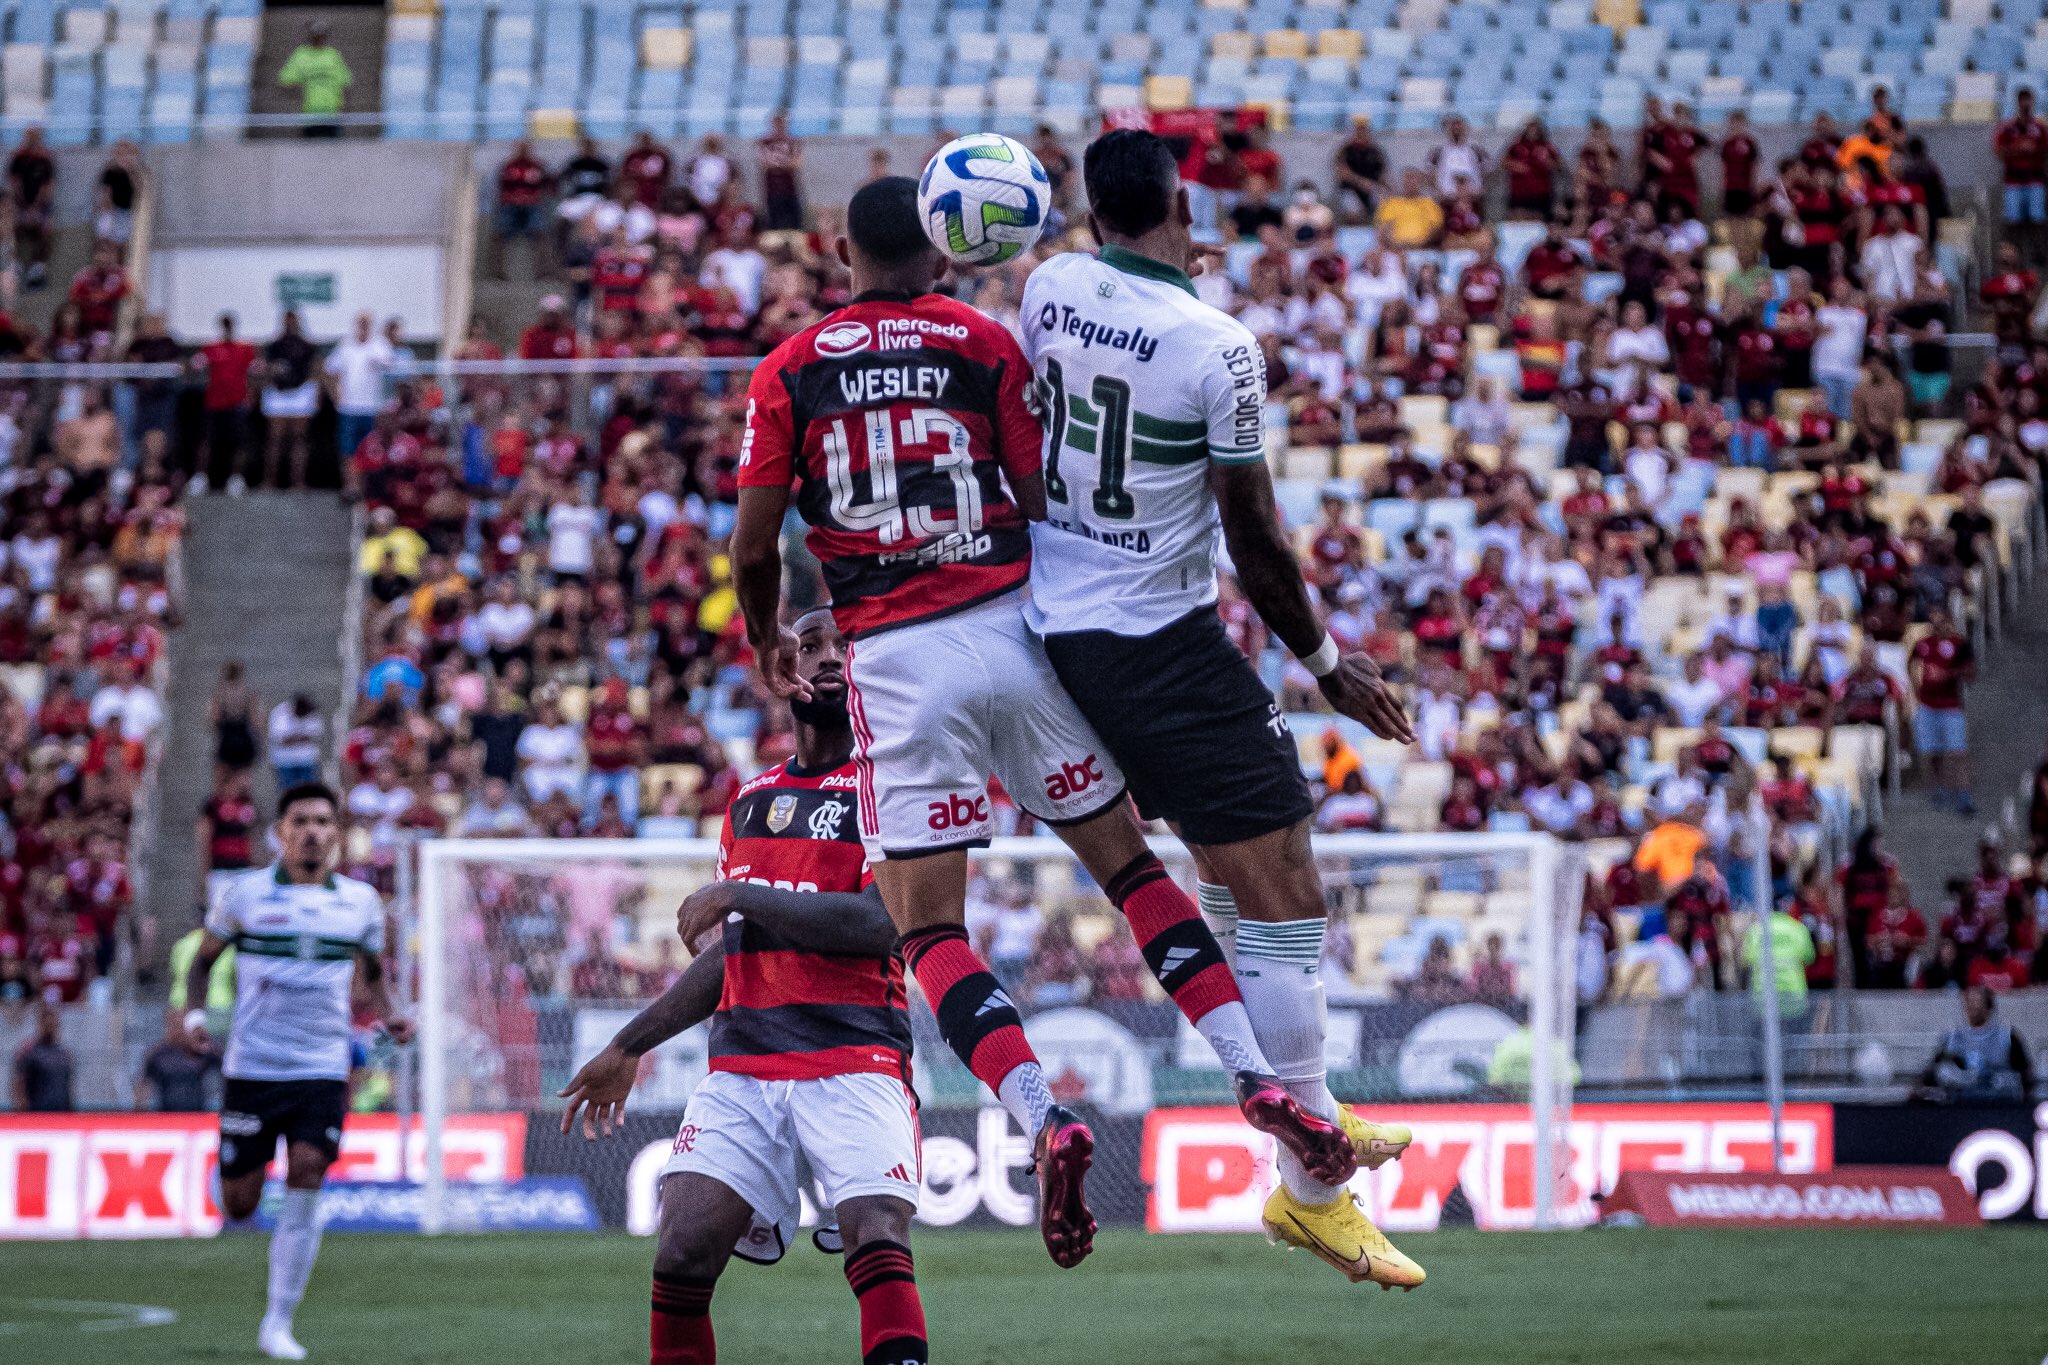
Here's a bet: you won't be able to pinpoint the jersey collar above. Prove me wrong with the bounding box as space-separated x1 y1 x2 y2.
1099 244 1196 298
272 863 338 891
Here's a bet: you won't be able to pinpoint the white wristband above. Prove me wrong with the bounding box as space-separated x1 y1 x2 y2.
1301 633 1341 679
183 1008 208 1034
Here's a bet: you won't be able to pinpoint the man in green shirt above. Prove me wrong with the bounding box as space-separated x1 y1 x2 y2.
168 922 236 1029
1741 902 1817 1019
279 21 351 137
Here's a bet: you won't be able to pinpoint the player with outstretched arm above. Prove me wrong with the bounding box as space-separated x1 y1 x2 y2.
1021 128 1424 1288
561 611 928 1365
181 782 412 1360
728 176 1356 1271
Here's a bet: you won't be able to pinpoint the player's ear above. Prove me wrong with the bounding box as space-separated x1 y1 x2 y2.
1175 185 1193 229
834 235 852 270
1087 212 1103 247
928 252 950 288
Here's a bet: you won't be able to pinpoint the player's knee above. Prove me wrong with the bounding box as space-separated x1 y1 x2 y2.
219 1178 263 1221
652 1226 727 1281
836 1196 914 1253
283 1148 331 1190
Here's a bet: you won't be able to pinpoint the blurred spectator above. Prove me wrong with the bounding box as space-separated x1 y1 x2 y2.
756 114 805 232
1994 86 2047 252
326 312 395 463
8 126 53 289
1916 985 2033 1102
267 693 325 790
197 313 257 493
260 310 319 488
136 1006 221 1111
493 139 552 278
278 20 351 136
11 1004 73 1111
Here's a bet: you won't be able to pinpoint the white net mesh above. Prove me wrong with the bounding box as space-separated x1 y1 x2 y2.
411 832 1582 1232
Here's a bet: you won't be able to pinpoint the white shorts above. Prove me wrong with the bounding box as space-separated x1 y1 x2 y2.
844 593 1128 858
660 1070 921 1264
260 381 318 418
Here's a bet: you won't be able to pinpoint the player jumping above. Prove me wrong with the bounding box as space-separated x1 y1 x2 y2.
182 782 411 1359
731 177 1354 1269
1020 128 1424 1288
563 611 929 1365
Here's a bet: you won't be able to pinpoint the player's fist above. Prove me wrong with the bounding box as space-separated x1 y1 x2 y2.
1318 652 1416 745
752 624 812 701
676 882 739 951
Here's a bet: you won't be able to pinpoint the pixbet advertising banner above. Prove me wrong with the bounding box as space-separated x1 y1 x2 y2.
1143 1103 1834 1233
0 1114 526 1239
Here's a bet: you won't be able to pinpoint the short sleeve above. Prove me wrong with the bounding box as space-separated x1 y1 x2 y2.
1203 327 1268 464
714 810 737 879
357 887 388 956
203 873 244 940
735 355 796 490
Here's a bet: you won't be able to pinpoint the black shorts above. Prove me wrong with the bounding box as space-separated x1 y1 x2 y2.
218 1078 348 1179
1040 607 1314 846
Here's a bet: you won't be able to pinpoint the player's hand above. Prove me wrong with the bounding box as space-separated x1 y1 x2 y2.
676 882 739 951
559 1044 640 1138
1318 652 1417 744
1187 241 1228 277
381 1017 416 1046
753 624 812 701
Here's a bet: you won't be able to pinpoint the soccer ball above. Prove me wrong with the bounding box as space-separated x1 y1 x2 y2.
917 133 1050 267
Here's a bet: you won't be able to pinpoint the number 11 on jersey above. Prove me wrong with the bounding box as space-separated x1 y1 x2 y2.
1040 358 1136 522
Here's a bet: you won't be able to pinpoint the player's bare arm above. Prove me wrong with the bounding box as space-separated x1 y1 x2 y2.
676 880 895 957
182 929 229 1043
1210 460 1415 743
560 943 724 1139
731 483 809 700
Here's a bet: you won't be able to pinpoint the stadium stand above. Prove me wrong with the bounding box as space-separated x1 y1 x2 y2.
0 0 259 145
382 0 2042 140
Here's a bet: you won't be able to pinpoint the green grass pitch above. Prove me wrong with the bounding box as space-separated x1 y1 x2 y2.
6 1226 2041 1364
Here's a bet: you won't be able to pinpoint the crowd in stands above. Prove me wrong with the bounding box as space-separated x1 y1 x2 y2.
316 98 2048 1008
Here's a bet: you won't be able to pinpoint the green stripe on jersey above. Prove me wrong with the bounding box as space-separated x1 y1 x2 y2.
1067 394 1099 425
1210 445 1267 464
1131 412 1208 442
234 931 361 961
1131 436 1209 466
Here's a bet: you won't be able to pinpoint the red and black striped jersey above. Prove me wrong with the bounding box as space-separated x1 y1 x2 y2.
736 291 1043 638
708 758 911 1081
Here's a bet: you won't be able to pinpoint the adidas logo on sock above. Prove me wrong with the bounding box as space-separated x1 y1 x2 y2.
1161 947 1198 974
976 990 1014 1015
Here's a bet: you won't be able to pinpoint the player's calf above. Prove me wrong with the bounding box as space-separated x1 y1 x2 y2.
839 1198 927 1365
651 1173 753 1365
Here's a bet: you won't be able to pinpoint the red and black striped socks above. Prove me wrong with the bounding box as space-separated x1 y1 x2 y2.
900 923 1049 1132
843 1239 929 1365
1105 854 1271 1077
650 1269 716 1364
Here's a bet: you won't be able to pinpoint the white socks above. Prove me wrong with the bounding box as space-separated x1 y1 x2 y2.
1198 881 1240 967
1234 913 1344 1204
997 1062 1055 1137
265 1188 325 1336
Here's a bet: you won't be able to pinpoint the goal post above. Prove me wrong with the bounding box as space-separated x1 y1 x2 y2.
409 830 1583 1235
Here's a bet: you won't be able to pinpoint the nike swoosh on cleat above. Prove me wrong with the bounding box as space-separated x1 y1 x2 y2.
1285 1213 1370 1276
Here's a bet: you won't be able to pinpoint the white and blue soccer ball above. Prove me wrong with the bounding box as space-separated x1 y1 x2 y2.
916 132 1050 267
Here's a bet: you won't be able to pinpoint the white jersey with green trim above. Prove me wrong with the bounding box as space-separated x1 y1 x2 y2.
1020 246 1268 638
204 865 385 1082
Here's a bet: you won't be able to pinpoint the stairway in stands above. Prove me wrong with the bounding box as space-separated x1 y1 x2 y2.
144 493 355 954
1888 565 2048 911
249 4 386 134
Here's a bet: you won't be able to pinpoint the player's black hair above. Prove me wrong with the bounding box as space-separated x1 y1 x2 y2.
846 176 934 268
277 781 340 818
1083 128 1181 238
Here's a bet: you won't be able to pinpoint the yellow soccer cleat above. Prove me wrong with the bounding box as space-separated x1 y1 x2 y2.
1339 1106 1412 1171
1261 1186 1426 1290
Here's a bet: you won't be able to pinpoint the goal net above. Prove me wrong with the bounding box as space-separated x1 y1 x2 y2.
408 831 1583 1236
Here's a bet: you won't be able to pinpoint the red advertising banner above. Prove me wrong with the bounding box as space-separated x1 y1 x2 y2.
1142 1102 1834 1233
0 1114 526 1239
1601 1167 1981 1228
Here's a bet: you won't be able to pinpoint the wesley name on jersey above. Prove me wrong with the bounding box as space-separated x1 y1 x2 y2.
1022 247 1267 637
